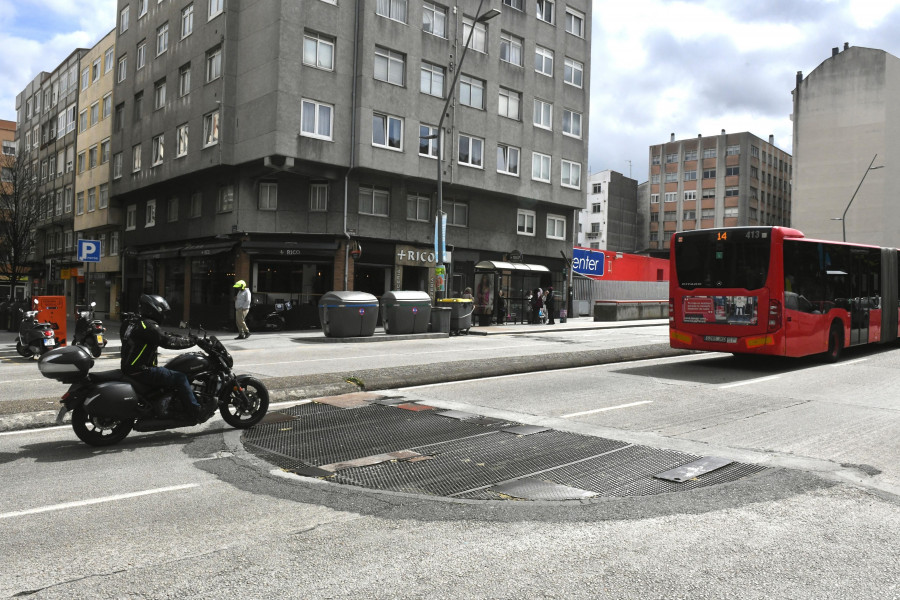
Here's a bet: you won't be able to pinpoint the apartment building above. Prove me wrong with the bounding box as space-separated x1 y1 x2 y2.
579 170 638 252
792 45 900 246
74 30 119 317
109 0 591 325
646 131 792 252
15 49 87 303
0 119 23 299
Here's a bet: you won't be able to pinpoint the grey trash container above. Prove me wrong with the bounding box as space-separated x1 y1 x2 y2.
438 298 473 335
381 291 432 334
318 291 379 337
429 306 451 334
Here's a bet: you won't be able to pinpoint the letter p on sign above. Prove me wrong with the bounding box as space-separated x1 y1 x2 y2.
78 239 101 262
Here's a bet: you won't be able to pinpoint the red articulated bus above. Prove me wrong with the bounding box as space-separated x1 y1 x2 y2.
669 226 900 361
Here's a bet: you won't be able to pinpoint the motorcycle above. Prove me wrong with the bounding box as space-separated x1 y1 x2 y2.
73 301 107 358
39 326 269 446
16 299 57 358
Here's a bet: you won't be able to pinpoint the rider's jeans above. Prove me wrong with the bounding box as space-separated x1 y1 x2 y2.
137 367 201 413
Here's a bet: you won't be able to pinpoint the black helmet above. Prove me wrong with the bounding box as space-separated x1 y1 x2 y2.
139 294 170 321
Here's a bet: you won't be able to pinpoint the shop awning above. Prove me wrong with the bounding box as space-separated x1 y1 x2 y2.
241 240 340 256
136 248 182 260
181 241 236 257
475 260 550 272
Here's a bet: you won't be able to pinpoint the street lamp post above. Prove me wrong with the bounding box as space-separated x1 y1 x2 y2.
832 154 883 242
425 0 500 300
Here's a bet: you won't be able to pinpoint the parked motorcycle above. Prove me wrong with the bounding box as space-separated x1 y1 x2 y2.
39 326 270 446
73 301 107 358
245 301 286 332
16 299 57 358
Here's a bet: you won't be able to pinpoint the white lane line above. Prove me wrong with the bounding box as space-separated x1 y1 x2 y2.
829 358 869 367
718 374 781 389
560 401 653 419
0 379 45 385
0 484 200 520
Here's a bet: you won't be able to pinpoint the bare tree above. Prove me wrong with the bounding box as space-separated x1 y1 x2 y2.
0 151 38 297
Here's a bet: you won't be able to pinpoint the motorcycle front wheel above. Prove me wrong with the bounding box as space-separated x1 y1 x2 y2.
71 406 134 446
219 376 269 429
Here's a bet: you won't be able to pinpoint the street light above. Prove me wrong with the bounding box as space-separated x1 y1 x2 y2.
424 0 501 299
832 154 883 242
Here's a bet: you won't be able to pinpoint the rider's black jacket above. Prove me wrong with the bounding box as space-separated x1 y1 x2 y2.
120 318 193 375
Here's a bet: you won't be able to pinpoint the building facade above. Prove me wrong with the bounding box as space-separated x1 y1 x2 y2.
578 170 638 252
15 50 87 304
0 119 24 299
792 44 899 246
647 131 792 253
108 0 591 326
74 30 119 317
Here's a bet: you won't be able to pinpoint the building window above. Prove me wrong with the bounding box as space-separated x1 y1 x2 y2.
157 22 169 55
531 152 551 183
77 151 86 173
145 199 156 227
533 99 552 130
310 183 328 212
203 110 219 146
498 87 521 120
459 75 484 110
724 207 739 217
167 197 179 222
664 211 677 221
500 33 523 66
79 110 88 133
113 152 123 179
89 145 98 169
372 113 403 150
217 185 234 212
561 160 581 189
359 185 389 217
684 170 697 181
175 123 188 158
726 166 740 176
105 46 115 72
110 231 119 255
208 0 223 20
703 168 716 179
726 145 740 156
547 214 566 240
376 0 407 23
102 93 112 119
684 190 696 201
137 41 146 70
562 109 582 138
650 194 659 203
447 201 468 227
422 2 446 37
81 67 90 91
664 191 677 202
503 0 524 10
462 18 487 53
117 55 128 82
457 133 483 168
702 147 716 159
206 45 222 81
374 47 405 86
99 183 108 209
565 8 584 37
138 0 148 17
182 4 194 37
725 186 739 197
259 182 277 210
76 192 84 215
665 172 678 183
564 58 583 88
120 6 130 32
536 0 554 23
535 46 553 76
301 99 333 140
684 149 697 161
702 188 716 199
497 143 520 176
303 31 335 70
154 79 167 110
517 209 536 235
750 145 759 159
420 62 444 97
407 194 430 222
152 134 164 166
179 64 191 97
683 210 696 220
190 192 202 217
419 124 438 158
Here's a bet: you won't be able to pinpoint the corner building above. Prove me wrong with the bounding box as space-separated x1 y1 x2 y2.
646 131 791 253
111 0 591 326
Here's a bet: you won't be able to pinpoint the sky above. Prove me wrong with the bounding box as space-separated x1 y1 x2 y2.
2 0 900 183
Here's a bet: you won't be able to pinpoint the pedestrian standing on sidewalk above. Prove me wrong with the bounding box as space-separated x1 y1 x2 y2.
545 286 556 324
234 280 251 339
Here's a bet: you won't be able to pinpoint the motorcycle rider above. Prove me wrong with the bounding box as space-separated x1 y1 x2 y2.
121 294 205 422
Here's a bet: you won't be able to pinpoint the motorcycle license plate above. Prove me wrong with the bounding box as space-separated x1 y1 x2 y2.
96 334 104 344
43 338 56 347
704 335 737 344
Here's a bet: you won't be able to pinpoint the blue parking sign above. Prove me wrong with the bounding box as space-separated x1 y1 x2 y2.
78 239 101 262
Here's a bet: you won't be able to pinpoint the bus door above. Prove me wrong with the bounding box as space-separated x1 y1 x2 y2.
849 248 879 345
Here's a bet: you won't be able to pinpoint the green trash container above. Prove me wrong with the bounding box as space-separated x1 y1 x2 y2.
438 298 474 335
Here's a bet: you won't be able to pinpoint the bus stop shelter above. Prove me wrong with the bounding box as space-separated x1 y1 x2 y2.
474 261 551 325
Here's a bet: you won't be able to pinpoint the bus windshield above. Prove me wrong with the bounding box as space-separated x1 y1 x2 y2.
674 229 771 290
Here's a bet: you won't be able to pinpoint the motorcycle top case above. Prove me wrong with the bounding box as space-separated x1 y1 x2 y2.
38 345 94 383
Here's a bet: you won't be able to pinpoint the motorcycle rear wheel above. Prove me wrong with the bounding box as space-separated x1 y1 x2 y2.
71 406 134 446
15 340 32 357
219 376 269 428
88 342 102 358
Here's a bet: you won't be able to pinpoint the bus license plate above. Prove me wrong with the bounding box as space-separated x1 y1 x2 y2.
704 335 737 344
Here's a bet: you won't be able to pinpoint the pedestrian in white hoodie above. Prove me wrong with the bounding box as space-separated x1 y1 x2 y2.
233 280 251 339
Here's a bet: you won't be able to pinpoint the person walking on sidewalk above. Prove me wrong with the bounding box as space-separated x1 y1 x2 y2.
545 286 556 325
234 280 251 339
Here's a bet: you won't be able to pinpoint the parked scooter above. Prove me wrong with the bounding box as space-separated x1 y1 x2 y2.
73 301 107 358
39 325 269 446
16 299 57 358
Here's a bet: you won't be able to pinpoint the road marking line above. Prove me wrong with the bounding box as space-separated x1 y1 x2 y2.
829 358 869 367
719 375 781 389
0 484 200 520
561 401 653 418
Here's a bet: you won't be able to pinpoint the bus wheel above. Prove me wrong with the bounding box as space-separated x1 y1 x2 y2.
824 323 843 363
